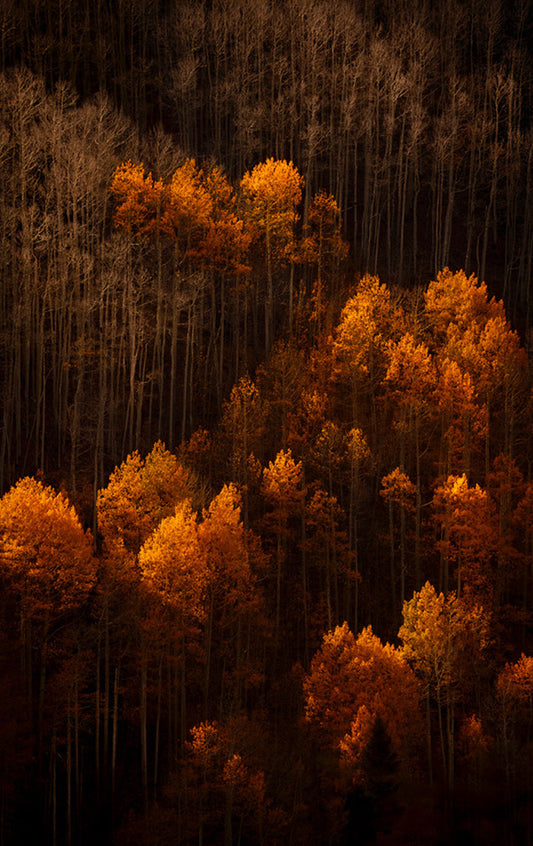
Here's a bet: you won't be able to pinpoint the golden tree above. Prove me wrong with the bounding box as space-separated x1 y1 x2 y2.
261 448 305 637
111 160 165 239
304 622 422 775
96 441 193 556
0 476 95 632
0 476 96 755
240 158 303 348
299 190 349 333
399 581 489 788
198 484 266 710
432 474 499 600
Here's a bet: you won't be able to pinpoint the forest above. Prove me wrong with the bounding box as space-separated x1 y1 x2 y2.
1 0 533 844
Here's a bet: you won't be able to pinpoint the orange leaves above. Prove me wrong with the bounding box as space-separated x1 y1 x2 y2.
380 468 416 510
111 156 308 276
306 190 348 262
182 719 267 841
385 332 435 403
160 158 213 246
299 190 348 328
0 477 95 619
303 622 422 770
432 474 499 597
497 653 533 707
240 157 303 251
338 704 375 778
97 441 193 556
138 499 208 621
110 160 164 239
399 581 489 697
261 448 304 514
424 268 505 334
334 274 401 385
112 157 251 273
198 483 259 608
221 374 269 483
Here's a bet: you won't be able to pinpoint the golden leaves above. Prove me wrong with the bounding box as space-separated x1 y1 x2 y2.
110 160 164 239
399 581 489 693
424 268 505 333
97 441 193 555
138 499 208 620
303 621 422 771
261 449 304 512
0 477 96 618
333 273 398 381
240 158 303 229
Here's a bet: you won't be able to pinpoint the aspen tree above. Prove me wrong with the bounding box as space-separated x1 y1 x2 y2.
304 622 422 774
0 476 96 783
399 582 489 789
380 468 416 610
432 474 499 600
240 158 303 350
198 484 266 714
261 449 305 639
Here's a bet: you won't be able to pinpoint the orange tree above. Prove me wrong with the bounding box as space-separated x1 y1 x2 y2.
240 158 303 349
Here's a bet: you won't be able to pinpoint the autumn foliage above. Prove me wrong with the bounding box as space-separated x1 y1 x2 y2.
3 143 533 845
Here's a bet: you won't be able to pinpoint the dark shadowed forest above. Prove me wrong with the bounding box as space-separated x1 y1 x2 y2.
2 1 533 844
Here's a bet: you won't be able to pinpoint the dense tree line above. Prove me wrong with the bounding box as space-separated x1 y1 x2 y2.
1 267 533 844
2 2 533 843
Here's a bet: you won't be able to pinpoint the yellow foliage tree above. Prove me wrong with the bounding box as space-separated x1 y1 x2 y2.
96 441 193 555
304 622 422 776
380 468 416 607
261 448 304 637
299 190 349 333
333 275 403 437
0 476 96 735
198 484 266 707
138 499 208 622
240 158 303 348
432 474 499 599
399 581 489 788
0 476 95 625
424 268 505 334
111 160 165 239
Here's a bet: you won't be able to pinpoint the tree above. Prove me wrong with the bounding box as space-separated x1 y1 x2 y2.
399 581 489 788
299 190 349 334
431 474 499 600
0 476 96 781
304 622 422 773
424 269 527 471
240 158 303 349
345 427 373 631
159 157 213 262
383 332 436 580
304 487 353 631
171 719 267 846
139 499 208 621
424 268 505 336
434 357 486 477
333 274 403 440
0 476 95 636
496 653 533 796
380 468 416 610
111 160 165 240
261 449 305 639
137 498 209 790
219 375 269 522
197 484 266 712
96 441 193 555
